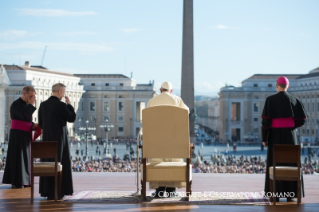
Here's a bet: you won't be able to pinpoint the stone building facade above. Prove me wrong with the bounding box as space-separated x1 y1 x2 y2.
1 62 156 141
74 74 155 139
217 67 319 142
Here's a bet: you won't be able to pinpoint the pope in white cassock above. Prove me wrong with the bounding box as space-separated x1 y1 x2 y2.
146 81 189 198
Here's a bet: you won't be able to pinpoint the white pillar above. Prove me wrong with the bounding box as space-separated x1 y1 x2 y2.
0 64 11 144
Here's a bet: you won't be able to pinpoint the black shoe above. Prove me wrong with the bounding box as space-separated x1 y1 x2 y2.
11 185 24 189
165 187 176 193
165 187 177 198
152 187 166 198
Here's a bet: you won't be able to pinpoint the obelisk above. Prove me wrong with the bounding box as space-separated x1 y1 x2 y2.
181 0 195 142
0 64 11 144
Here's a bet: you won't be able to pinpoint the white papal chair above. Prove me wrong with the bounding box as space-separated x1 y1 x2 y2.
140 105 192 201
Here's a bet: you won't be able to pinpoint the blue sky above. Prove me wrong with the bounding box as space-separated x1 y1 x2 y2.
1 0 319 96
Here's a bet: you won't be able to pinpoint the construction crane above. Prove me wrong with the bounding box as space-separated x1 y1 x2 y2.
41 46 47 66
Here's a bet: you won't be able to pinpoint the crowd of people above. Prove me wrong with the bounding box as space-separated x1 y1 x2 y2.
71 138 138 147
196 154 267 174
1 147 319 174
71 158 138 172
0 157 5 172
0 143 5 171
64 153 319 175
71 140 136 158
195 154 319 174
1 144 319 175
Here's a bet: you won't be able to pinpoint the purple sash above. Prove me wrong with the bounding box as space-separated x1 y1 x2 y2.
11 119 32 132
272 118 294 128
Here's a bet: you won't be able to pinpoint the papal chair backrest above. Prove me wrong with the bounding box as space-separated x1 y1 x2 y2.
142 105 189 159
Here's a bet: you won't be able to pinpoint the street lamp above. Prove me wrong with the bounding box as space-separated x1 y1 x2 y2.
78 120 96 157
78 118 81 135
100 123 114 154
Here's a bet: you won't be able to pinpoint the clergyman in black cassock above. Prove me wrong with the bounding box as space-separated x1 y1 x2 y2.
261 76 307 201
38 83 76 199
2 86 37 188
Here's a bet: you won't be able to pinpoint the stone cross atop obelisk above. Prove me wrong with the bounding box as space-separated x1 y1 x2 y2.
0 64 11 144
181 0 195 142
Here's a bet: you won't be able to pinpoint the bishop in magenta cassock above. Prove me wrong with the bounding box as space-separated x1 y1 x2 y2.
262 76 307 201
2 86 40 188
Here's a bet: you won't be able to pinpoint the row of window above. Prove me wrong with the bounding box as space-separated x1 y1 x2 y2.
251 117 319 124
253 84 273 87
250 94 319 100
91 83 124 86
305 118 319 124
253 83 319 87
35 115 125 123
88 95 124 98
301 129 318 136
258 101 319 113
77 116 124 123
239 117 319 124
80 102 125 112
300 82 317 87
252 101 319 113
304 102 319 113
32 78 79 85
15 91 81 98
